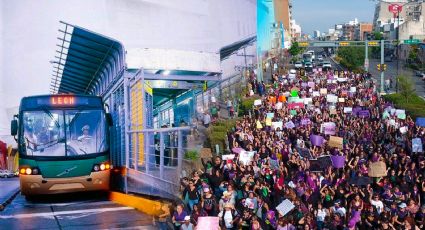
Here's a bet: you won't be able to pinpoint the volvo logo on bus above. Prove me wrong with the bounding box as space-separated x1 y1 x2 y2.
56 166 78 177
51 96 75 105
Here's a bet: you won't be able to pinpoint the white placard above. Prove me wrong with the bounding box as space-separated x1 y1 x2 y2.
222 154 235 160
326 94 338 103
275 102 283 110
304 97 313 105
254 99 262 106
312 91 320 97
276 199 295 216
239 151 255 165
343 107 352 113
271 121 283 130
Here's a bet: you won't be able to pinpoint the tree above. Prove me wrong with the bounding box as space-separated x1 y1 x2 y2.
288 42 303 56
337 47 365 71
397 75 416 103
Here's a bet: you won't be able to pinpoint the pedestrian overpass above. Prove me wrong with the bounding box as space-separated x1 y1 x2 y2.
50 22 222 199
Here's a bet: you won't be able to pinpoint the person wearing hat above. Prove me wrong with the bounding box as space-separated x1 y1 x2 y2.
202 187 217 216
180 216 194 230
218 202 239 230
331 199 346 217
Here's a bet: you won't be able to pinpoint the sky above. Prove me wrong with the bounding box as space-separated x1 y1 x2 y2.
291 0 377 35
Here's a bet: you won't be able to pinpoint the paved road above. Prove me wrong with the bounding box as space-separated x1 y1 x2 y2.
368 59 425 97
0 177 19 205
0 191 156 230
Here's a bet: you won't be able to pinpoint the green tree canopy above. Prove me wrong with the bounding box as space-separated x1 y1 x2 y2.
337 47 365 71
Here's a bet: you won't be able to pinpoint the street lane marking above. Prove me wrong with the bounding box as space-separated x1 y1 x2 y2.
0 206 133 219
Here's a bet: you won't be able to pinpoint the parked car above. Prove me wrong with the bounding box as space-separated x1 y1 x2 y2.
0 169 15 178
322 61 332 69
294 61 303 69
304 62 313 72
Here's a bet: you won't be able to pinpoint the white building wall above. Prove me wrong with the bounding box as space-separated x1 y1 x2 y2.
0 0 256 139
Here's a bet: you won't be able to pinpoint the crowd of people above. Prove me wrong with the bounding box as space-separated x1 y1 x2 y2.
166 67 424 230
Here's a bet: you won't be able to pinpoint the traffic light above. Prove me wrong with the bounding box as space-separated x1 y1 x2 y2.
377 64 387 72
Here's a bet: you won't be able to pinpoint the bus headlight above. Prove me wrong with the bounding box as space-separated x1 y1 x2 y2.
100 164 106 171
25 168 32 175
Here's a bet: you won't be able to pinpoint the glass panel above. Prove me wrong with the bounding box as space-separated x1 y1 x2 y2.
65 110 107 156
22 110 65 156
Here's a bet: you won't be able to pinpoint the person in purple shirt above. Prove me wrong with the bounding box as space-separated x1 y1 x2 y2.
172 204 188 230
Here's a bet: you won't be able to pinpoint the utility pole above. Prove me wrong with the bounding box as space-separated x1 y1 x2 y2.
396 11 400 93
365 39 369 72
380 39 385 94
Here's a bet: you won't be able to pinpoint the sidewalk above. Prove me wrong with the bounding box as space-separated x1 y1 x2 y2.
0 178 19 211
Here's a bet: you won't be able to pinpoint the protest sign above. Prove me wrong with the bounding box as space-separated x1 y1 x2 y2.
331 155 346 168
288 102 304 109
222 154 235 161
338 98 345 103
276 199 295 216
326 94 338 103
266 118 272 126
290 90 299 97
337 77 347 82
395 109 405 116
329 136 343 149
368 161 387 177
320 88 328 95
350 87 356 93
211 96 216 103
254 99 262 106
312 91 320 97
397 113 406 120
382 111 390 119
412 138 423 153
310 155 332 172
323 122 336 135
256 120 263 129
400 126 408 134
301 118 311 126
200 148 212 158
304 97 313 105
358 110 370 118
239 151 255 165
231 147 243 154
290 110 297 116
288 96 300 103
271 121 283 130
308 82 315 88
285 121 295 129
344 107 352 113
197 217 219 230
266 113 274 118
416 117 425 127
310 135 324 147
275 102 283 110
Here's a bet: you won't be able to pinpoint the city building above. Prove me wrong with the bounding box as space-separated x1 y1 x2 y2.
373 0 425 41
273 0 293 48
313 30 321 38
291 19 302 40
356 23 373 40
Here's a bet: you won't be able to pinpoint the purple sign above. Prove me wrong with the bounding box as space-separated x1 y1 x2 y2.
323 122 336 135
301 118 311 126
331 155 346 168
358 110 370 118
310 135 324 147
301 82 308 88
352 107 362 116
285 121 295 129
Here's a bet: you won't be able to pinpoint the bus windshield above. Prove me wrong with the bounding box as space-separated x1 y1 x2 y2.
22 109 108 157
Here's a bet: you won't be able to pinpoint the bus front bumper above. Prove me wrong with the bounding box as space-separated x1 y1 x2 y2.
20 170 110 195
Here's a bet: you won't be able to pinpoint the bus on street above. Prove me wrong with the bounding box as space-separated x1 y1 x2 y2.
11 95 112 196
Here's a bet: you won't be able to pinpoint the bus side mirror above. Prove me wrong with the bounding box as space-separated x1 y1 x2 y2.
11 120 18 136
106 113 113 126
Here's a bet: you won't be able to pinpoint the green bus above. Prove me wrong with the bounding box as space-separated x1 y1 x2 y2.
11 95 112 196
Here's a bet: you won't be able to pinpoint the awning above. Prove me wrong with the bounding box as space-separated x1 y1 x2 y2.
220 36 256 61
50 21 125 95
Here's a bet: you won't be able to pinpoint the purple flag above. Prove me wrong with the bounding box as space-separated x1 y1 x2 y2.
331 156 346 168
310 135 324 147
285 121 295 129
301 82 308 88
352 107 362 116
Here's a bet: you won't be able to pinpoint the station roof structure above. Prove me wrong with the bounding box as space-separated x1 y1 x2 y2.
50 21 125 95
220 35 256 61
